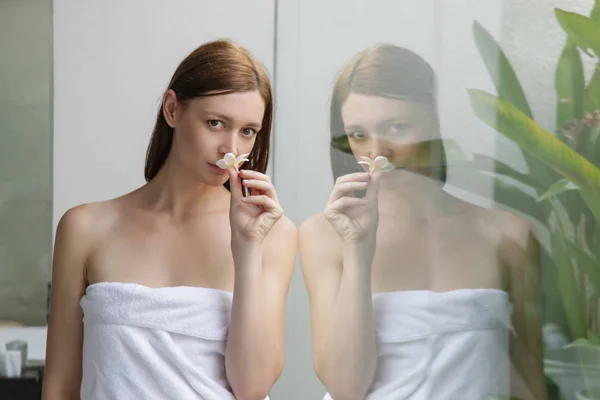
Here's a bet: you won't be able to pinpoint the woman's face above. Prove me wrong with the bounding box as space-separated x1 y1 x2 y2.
340 93 437 171
164 90 265 185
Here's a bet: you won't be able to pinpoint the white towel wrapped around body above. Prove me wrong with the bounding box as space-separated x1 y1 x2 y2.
80 282 269 400
324 288 512 400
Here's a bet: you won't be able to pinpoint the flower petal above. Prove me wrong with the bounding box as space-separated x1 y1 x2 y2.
359 156 373 163
235 156 250 168
357 161 371 166
216 159 230 169
236 153 250 162
374 156 389 169
380 163 395 172
224 153 236 165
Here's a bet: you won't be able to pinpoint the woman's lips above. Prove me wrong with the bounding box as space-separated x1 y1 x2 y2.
208 162 227 174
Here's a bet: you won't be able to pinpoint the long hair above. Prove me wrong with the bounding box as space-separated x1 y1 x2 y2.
144 40 273 188
329 44 447 183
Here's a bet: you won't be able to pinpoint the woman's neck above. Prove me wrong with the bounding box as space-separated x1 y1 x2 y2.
377 168 449 221
141 155 228 220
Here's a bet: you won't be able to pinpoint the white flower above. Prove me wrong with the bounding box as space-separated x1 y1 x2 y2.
216 152 249 170
358 156 395 173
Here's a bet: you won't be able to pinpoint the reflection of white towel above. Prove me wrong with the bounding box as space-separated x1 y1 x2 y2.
324 289 512 400
80 282 269 400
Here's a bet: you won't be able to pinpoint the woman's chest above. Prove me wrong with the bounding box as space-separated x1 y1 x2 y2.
86 217 236 290
371 217 506 293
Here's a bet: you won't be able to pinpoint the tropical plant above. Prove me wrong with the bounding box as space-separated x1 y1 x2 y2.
465 1 600 398
467 0 600 341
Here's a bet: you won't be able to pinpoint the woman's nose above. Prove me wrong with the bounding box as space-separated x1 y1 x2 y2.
218 134 239 156
369 136 392 159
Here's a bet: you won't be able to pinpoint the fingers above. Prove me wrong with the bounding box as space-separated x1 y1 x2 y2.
227 168 243 201
365 171 382 202
242 179 279 203
327 181 369 204
328 197 368 212
238 169 272 183
327 172 371 204
238 170 279 202
241 194 281 213
334 172 370 185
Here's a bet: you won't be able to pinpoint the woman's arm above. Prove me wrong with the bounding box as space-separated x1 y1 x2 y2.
501 215 547 400
42 206 94 400
299 215 377 400
225 216 297 400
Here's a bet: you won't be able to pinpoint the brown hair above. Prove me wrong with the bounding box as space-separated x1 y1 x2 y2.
144 40 273 186
329 44 447 182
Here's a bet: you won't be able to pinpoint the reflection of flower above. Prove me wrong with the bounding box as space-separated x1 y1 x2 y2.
358 156 395 173
216 153 249 170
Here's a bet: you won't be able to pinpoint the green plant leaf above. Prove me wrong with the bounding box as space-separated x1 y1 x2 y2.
556 41 585 127
472 21 533 118
584 64 600 113
447 169 545 224
549 197 576 242
591 0 600 23
550 219 588 339
555 9 600 58
467 89 600 198
580 189 600 222
563 233 600 302
331 135 352 154
538 179 581 202
472 21 553 191
467 153 542 190
591 126 600 150
565 337 600 348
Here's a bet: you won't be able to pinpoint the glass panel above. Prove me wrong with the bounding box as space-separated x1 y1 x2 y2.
287 1 600 399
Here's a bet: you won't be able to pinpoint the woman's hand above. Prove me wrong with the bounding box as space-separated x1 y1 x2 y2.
324 171 381 246
228 168 283 245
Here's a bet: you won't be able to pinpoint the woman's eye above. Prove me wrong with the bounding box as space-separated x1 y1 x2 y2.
242 128 257 137
349 131 368 140
208 120 224 129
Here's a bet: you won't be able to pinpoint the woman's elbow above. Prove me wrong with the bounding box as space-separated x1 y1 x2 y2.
230 384 271 400
229 363 282 400
42 382 80 400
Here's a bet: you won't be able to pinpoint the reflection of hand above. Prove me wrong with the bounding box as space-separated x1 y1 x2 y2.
324 171 382 245
227 168 283 245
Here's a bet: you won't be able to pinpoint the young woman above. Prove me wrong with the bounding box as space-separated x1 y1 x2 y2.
299 44 546 400
43 40 296 400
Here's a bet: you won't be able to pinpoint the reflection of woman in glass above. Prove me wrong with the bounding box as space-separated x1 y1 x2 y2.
43 40 296 400
299 44 546 399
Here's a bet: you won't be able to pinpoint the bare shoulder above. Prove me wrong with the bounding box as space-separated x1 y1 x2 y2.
56 200 118 242
488 208 539 273
53 199 121 279
455 199 533 248
493 209 532 242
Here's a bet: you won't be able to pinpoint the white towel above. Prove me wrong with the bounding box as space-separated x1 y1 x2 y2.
80 282 269 400
324 289 512 400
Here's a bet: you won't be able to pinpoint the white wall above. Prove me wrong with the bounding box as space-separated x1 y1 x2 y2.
53 0 275 236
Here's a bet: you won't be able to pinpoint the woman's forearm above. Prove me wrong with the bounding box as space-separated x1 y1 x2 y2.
225 239 282 400
319 243 378 400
